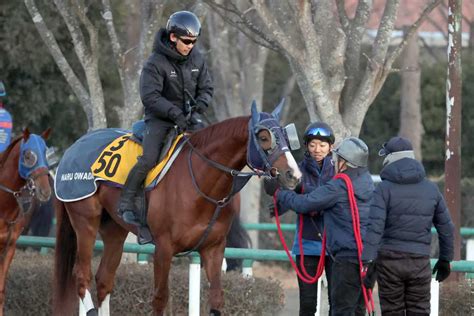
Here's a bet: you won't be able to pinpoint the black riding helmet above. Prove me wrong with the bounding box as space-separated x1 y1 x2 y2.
303 122 335 145
166 11 201 37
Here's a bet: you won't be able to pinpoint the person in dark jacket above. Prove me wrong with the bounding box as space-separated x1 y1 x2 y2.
291 122 335 316
265 136 374 316
361 136 454 316
118 11 213 225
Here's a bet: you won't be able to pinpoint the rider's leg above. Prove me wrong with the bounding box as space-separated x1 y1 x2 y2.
118 119 172 224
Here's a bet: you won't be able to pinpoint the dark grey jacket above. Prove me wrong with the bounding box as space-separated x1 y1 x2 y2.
140 28 213 121
362 158 454 262
277 167 374 258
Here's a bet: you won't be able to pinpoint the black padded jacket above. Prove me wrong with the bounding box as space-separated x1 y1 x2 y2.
139 28 213 121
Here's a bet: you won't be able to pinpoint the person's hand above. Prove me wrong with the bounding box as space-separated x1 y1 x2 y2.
267 202 289 218
362 261 377 289
263 177 279 196
169 107 188 132
433 259 451 282
293 182 303 194
195 101 208 114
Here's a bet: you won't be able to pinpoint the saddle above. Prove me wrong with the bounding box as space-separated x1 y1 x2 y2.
91 122 185 244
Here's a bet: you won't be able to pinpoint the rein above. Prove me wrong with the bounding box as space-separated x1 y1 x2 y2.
0 169 48 261
176 137 266 257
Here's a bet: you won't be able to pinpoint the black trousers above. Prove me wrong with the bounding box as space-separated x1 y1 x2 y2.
330 259 366 316
376 250 431 316
137 118 175 171
296 255 333 316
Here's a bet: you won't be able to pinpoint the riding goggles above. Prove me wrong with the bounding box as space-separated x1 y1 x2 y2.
306 127 332 137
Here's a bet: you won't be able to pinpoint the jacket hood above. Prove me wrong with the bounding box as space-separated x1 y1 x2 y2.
152 28 191 63
380 158 426 184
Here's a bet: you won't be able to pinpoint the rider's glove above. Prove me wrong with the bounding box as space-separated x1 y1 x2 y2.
195 101 208 114
168 107 188 132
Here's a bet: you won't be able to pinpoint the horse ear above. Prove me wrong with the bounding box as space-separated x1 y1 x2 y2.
23 128 31 142
251 100 259 127
41 128 52 140
271 98 285 122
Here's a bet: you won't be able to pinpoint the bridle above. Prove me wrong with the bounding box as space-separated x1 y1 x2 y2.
0 139 50 260
176 117 288 256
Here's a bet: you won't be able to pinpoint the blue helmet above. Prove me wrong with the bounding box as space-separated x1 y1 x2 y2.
0 81 6 97
303 122 335 145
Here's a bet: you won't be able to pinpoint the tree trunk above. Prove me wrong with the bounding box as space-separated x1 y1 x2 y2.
207 6 269 248
399 30 423 160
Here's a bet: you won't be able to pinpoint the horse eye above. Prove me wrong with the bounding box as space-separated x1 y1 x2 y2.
23 150 38 168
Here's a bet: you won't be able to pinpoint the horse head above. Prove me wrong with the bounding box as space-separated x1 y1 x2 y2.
19 128 52 201
248 100 302 189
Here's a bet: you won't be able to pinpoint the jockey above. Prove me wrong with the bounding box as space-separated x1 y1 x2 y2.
118 11 214 225
264 137 374 315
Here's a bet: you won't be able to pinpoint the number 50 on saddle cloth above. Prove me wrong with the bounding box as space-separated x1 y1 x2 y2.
91 133 184 188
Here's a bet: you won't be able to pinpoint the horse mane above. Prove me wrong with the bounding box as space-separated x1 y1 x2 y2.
0 136 22 168
189 116 250 148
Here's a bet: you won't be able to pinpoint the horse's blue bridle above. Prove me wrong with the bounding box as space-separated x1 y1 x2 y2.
246 101 292 176
18 134 49 180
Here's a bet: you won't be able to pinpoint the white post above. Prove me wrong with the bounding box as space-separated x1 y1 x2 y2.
430 278 439 316
122 232 138 263
467 239 474 260
242 259 253 278
315 278 322 316
189 256 201 316
221 258 227 273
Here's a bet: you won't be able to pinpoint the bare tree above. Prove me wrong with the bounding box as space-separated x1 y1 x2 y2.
203 1 269 247
204 0 443 139
399 29 423 160
24 0 165 130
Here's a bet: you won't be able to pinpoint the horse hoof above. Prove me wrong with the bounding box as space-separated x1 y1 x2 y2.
86 308 98 316
209 309 221 316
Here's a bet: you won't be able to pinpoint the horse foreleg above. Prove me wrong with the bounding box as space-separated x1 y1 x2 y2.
0 242 18 316
201 240 226 315
152 242 173 316
96 220 128 316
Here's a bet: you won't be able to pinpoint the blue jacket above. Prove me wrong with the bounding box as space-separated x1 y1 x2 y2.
292 154 334 255
277 167 374 258
362 158 454 261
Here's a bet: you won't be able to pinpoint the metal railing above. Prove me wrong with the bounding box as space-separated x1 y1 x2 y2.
15 236 474 316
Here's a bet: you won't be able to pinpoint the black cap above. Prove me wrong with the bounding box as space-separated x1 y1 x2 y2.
378 136 413 156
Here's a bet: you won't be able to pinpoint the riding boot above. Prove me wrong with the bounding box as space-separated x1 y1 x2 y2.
118 162 149 225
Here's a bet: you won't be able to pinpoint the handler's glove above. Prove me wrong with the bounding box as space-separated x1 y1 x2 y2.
263 177 279 196
169 107 188 132
195 101 208 114
432 259 451 282
294 182 303 194
361 261 377 289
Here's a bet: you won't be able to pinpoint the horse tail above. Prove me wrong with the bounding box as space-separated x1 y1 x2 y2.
53 196 77 316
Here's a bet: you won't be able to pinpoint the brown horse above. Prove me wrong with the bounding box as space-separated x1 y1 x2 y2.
53 103 301 315
0 128 51 315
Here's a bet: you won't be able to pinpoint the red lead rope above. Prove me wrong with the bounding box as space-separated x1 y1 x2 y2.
273 174 374 314
273 190 326 284
334 173 375 315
